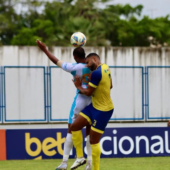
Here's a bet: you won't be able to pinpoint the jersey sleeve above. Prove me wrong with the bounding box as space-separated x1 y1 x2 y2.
61 62 77 73
88 70 102 88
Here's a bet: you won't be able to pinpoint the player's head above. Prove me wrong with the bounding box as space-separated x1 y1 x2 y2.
85 53 101 71
73 47 86 63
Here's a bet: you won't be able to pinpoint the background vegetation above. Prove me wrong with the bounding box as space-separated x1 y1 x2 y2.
1 0 170 47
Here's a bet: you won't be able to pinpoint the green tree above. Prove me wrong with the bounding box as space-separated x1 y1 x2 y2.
0 0 170 47
0 0 20 45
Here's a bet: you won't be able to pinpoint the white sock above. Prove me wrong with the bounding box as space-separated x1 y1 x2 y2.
86 135 92 162
63 133 73 162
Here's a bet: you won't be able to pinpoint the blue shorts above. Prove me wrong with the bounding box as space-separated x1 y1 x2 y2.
80 103 114 134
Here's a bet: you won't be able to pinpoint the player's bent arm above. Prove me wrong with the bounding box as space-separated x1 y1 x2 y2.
77 85 95 96
73 75 95 96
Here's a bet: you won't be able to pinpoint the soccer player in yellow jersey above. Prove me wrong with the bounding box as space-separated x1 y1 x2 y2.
71 53 114 170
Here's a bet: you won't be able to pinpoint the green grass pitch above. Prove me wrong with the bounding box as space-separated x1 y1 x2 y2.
0 157 170 170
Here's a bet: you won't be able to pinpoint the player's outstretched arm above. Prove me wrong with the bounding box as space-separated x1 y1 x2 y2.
36 39 63 67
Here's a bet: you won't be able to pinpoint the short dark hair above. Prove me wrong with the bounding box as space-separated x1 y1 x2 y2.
86 53 100 59
73 47 85 59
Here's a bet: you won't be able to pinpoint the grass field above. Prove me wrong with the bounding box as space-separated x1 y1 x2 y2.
0 157 170 170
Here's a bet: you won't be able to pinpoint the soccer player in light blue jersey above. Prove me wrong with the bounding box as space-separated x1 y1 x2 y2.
36 40 92 170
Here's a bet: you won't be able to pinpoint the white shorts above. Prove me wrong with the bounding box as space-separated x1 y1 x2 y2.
68 93 91 124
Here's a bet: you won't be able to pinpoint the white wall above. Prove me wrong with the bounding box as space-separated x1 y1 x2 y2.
0 46 170 123
1 46 170 66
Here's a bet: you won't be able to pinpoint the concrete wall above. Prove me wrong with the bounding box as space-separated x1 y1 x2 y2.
0 47 170 124
1 46 170 66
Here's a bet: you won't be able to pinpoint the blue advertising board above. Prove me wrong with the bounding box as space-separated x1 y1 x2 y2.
6 127 170 160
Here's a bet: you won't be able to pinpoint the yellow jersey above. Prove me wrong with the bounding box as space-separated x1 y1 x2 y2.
89 64 114 111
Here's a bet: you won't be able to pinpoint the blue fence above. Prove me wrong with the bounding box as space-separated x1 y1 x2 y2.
0 66 4 123
109 66 144 121
0 66 169 123
146 66 170 120
49 66 69 122
3 66 48 123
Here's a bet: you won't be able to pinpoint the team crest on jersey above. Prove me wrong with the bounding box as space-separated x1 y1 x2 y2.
104 68 110 73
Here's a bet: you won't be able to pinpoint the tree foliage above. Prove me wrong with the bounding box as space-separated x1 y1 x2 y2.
0 0 170 47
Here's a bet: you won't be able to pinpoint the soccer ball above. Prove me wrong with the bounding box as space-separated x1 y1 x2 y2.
70 32 86 47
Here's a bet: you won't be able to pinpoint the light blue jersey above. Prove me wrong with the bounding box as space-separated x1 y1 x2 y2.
61 62 91 90
61 62 92 124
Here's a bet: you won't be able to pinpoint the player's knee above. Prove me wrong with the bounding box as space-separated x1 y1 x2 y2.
89 137 94 144
90 132 101 144
89 136 98 144
70 122 80 131
70 123 76 131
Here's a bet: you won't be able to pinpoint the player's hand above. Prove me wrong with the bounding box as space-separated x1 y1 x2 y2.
72 75 82 88
36 39 47 52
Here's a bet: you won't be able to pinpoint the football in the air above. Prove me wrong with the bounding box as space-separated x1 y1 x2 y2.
70 32 86 47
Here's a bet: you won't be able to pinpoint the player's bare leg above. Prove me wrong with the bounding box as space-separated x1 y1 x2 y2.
55 124 73 170
70 115 90 170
